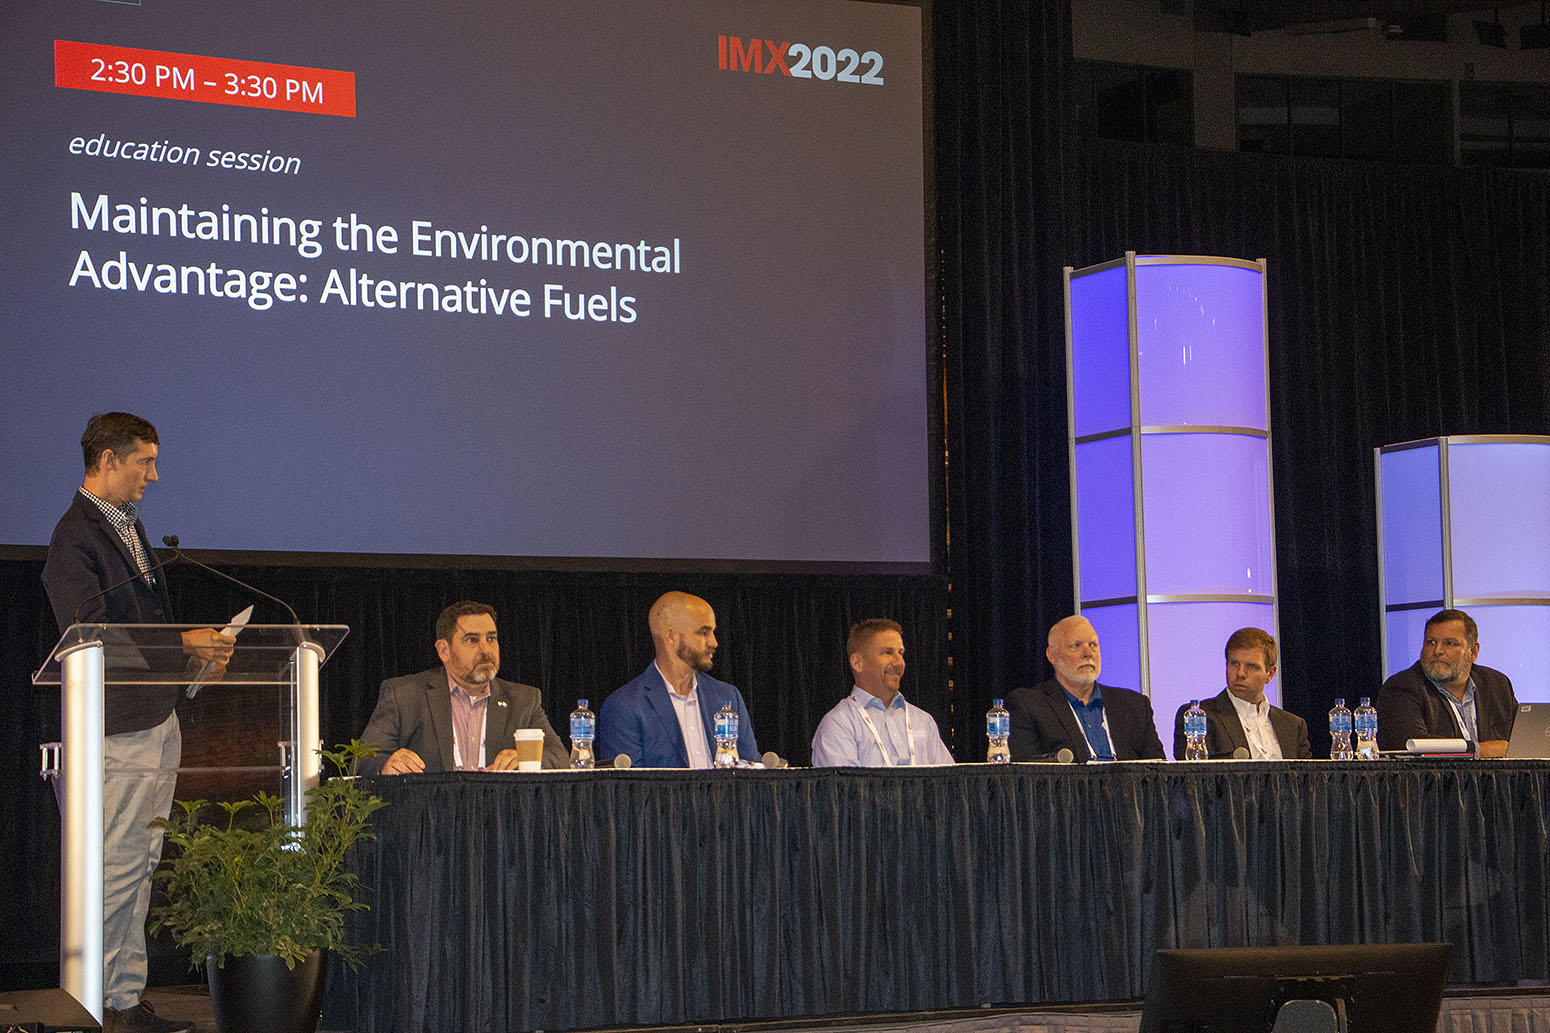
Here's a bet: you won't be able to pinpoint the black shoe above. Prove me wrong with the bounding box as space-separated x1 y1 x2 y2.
105 1001 195 1033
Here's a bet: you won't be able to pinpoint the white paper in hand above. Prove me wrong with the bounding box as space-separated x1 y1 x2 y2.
187 604 253 697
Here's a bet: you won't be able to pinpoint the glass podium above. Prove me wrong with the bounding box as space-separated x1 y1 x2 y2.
33 623 348 1022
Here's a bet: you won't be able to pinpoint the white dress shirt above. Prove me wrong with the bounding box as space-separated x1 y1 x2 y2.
1228 691 1284 760
656 661 712 769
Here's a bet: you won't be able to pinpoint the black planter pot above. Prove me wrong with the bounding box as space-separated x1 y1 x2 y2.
206 949 326 1033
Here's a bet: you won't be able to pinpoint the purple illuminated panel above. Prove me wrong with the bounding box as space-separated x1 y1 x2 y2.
1069 266 1133 438
1140 434 1274 595
1384 609 1435 680
1146 601 1279 754
1075 436 1138 602
1379 445 1445 606
1470 605 1550 699
1134 262 1266 429
1084 603 1142 696
1448 442 1550 599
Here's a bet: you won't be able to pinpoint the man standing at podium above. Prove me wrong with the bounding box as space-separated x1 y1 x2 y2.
42 412 233 1033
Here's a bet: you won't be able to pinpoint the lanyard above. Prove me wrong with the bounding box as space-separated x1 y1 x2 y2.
853 696 916 766
1438 687 1473 743
1066 697 1117 761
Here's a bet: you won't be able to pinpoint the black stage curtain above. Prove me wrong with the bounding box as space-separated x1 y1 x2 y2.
1063 144 1550 747
932 0 1550 754
327 763 1550 1032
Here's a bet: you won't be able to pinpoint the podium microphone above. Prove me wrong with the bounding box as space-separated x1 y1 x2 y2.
161 535 304 628
71 547 183 626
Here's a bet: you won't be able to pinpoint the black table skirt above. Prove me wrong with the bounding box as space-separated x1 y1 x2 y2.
322 762 1550 1033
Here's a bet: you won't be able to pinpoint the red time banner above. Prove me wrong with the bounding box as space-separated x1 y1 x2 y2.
55 40 356 117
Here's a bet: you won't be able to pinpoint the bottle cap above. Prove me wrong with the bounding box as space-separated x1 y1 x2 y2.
578 698 588 708
992 698 1002 707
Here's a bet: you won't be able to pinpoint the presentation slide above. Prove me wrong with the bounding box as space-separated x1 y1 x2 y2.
1 0 931 567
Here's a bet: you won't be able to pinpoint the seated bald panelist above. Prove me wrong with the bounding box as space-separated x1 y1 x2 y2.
1171 627 1311 760
1006 615 1166 762
358 601 567 773
598 591 759 767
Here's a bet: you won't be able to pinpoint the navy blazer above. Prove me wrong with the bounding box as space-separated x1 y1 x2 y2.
357 668 568 774
41 490 179 735
598 664 759 767
1006 678 1167 762
1171 689 1312 760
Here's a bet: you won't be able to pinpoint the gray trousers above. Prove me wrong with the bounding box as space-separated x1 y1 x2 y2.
101 712 181 1011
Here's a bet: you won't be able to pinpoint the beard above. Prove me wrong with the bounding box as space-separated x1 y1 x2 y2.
1423 657 1465 684
1059 662 1098 687
677 641 714 673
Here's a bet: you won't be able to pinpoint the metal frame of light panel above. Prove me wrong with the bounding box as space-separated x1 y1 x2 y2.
1375 434 1550 677
1064 252 1279 714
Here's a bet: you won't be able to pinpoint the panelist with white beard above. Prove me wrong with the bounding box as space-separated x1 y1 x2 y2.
358 600 567 773
810 618 954 767
1005 615 1166 762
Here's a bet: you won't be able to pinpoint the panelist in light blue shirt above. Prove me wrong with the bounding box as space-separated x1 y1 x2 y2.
810 618 954 767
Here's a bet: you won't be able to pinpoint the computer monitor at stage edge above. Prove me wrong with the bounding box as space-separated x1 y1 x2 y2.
1139 942 1451 1033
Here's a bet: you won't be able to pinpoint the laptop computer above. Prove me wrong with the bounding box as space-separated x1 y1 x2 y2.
1505 703 1550 759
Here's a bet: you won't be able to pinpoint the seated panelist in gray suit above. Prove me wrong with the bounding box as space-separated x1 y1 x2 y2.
358 600 567 774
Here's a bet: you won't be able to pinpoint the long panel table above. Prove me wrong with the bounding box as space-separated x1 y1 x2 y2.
323 762 1550 1033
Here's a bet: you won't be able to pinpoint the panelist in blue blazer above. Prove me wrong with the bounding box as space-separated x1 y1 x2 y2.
599 591 759 767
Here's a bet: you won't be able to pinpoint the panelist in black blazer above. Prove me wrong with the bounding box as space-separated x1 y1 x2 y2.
1171 627 1311 760
358 601 567 774
1377 608 1518 758
41 412 232 1033
1007 615 1166 762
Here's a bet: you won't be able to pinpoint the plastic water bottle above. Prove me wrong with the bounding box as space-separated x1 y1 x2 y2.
713 701 738 768
1183 700 1208 760
1354 696 1379 759
986 698 1011 763
1329 698 1354 760
569 698 595 768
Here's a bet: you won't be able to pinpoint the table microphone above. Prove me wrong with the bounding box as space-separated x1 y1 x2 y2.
1232 746 1251 760
611 753 632 769
761 751 787 769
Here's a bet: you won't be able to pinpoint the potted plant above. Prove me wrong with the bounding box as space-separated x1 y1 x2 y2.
151 741 385 1033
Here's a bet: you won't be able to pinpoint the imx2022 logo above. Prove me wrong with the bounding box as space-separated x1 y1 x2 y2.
717 35 885 85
